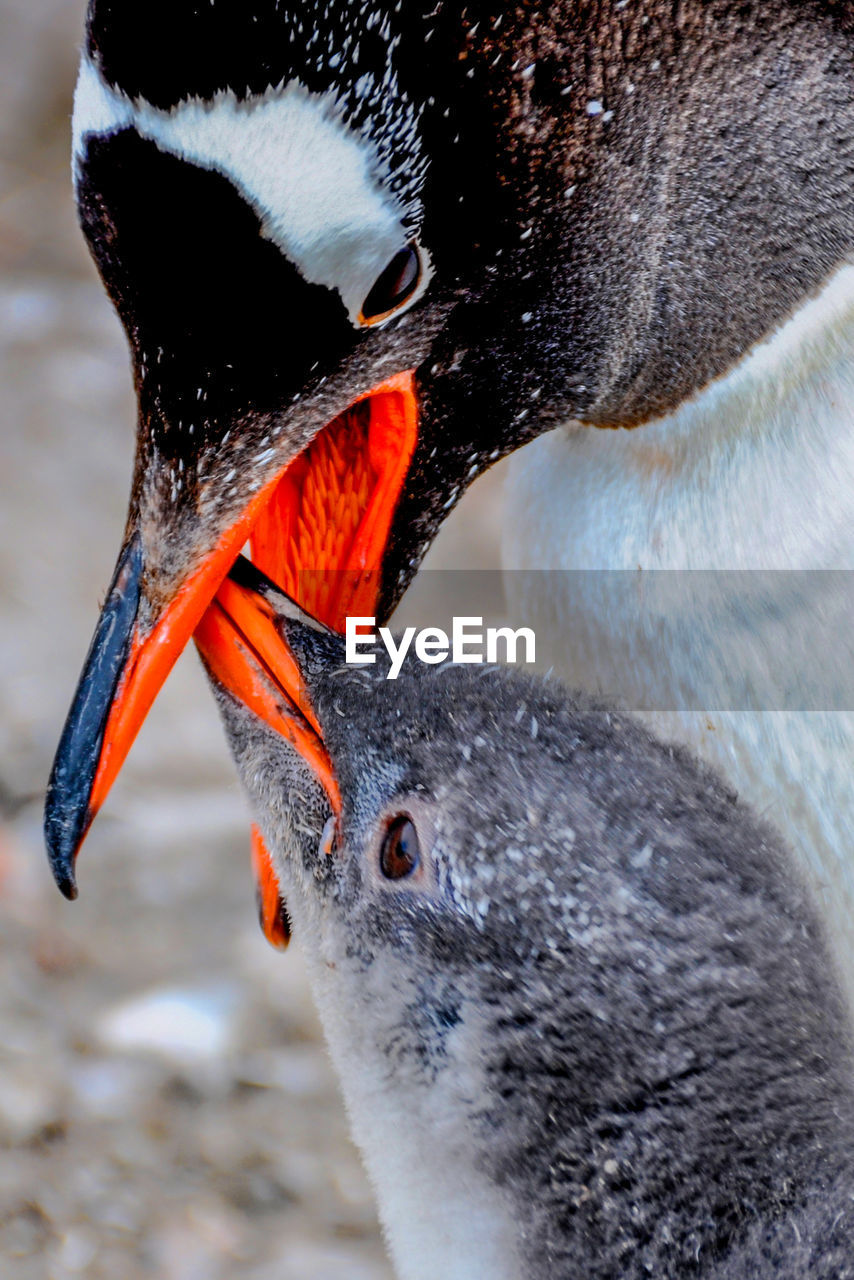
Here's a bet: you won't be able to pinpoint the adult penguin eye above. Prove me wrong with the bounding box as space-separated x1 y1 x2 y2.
360 244 422 325
379 814 421 880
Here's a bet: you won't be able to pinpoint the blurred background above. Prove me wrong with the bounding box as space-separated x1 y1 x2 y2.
0 3 507 1276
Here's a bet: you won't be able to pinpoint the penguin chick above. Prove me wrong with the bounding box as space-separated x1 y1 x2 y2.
204 566 854 1280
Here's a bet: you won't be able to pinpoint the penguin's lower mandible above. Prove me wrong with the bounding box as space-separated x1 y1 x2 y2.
195 559 854 1280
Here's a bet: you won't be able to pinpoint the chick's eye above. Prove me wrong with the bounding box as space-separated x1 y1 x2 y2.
379 815 421 880
360 244 421 324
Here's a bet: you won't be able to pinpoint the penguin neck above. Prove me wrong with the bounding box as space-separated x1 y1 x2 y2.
279 880 524 1280
505 261 854 574
296 902 852 1280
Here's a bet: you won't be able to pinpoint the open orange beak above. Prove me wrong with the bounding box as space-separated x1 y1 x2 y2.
45 371 418 911
194 562 342 949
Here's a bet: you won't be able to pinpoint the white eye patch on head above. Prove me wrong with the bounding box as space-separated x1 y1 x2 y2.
72 55 432 326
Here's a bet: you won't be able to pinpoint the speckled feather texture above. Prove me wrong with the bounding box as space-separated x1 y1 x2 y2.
70 0 853 619
211 607 854 1280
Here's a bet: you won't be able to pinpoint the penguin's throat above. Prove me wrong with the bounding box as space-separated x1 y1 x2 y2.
249 369 418 632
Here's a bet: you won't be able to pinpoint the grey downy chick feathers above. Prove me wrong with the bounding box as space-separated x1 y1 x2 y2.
211 581 854 1280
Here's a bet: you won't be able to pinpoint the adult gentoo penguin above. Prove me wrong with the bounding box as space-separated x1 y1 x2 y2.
195 557 854 1280
48 5 852 949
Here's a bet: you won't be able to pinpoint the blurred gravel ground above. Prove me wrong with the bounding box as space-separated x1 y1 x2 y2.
0 4 506 1277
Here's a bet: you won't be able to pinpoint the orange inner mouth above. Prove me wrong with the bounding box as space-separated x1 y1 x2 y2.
251 371 415 632
254 404 378 617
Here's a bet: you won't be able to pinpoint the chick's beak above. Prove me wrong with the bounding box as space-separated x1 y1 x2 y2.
195 560 343 951
45 371 417 903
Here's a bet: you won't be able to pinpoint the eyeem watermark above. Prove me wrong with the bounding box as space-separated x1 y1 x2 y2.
346 616 536 680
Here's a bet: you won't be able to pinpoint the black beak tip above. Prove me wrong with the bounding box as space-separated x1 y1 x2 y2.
44 784 84 900
57 871 79 903
42 534 143 900
227 554 332 642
